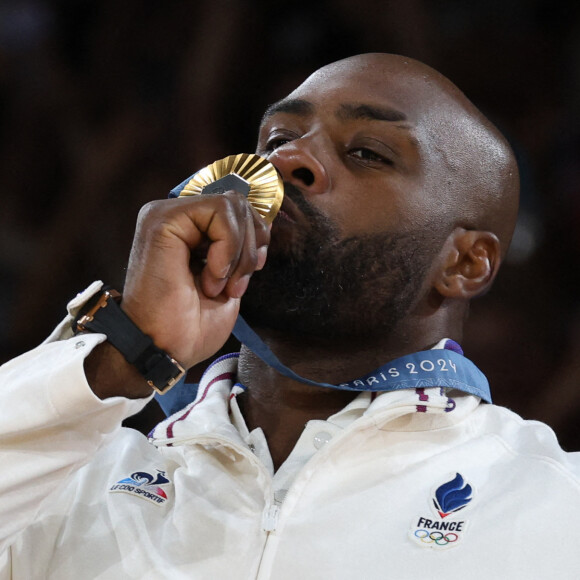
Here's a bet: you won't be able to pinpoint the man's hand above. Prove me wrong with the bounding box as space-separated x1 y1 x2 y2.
86 192 270 399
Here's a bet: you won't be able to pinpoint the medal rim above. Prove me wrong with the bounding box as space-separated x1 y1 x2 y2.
178 153 284 224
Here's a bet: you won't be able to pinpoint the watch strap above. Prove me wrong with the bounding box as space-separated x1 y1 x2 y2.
74 287 185 394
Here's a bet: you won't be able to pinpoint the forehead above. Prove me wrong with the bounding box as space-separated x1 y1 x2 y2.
271 58 444 125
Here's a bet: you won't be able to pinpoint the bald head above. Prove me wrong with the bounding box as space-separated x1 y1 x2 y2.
291 53 520 257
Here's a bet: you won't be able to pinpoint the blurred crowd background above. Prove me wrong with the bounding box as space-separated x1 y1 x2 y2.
1 0 580 446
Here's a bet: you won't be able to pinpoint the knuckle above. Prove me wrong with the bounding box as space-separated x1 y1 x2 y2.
242 246 259 270
207 193 240 218
137 200 163 222
258 220 271 239
135 201 167 235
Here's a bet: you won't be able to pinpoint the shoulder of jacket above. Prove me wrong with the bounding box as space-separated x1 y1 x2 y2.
475 403 580 485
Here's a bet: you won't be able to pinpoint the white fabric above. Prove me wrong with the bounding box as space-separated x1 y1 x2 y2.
229 385 374 498
1 296 580 578
229 338 458 503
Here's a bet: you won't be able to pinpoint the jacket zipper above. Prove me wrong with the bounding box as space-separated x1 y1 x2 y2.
262 502 280 533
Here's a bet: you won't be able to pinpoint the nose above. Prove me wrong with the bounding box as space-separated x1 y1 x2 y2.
267 140 330 194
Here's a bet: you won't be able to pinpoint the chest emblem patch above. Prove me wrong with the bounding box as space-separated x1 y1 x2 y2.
409 472 473 549
109 470 170 505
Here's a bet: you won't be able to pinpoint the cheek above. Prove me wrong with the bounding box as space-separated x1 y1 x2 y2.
325 188 430 238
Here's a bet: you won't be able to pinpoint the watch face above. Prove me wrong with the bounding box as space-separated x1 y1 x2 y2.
177 153 284 224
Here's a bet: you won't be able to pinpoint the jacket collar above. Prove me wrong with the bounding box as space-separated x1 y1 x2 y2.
149 352 483 447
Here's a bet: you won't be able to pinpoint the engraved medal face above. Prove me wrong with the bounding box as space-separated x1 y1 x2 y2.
176 153 284 224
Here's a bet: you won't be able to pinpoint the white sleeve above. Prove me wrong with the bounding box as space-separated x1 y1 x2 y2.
0 283 150 551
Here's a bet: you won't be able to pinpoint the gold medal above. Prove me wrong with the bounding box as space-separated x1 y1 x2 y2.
175 153 284 224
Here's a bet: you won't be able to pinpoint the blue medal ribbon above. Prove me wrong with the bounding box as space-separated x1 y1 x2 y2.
155 317 491 417
232 315 491 402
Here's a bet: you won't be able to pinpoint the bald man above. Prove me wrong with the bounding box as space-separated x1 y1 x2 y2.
0 54 577 579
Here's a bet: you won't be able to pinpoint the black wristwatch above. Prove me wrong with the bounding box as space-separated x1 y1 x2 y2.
73 287 185 394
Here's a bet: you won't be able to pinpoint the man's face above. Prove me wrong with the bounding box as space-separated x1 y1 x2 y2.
241 57 451 341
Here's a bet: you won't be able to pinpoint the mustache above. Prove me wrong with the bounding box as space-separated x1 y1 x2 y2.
282 182 339 237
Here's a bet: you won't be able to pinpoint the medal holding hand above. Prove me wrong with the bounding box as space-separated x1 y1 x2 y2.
120 154 283 377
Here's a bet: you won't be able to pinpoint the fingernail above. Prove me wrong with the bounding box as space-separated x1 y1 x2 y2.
256 246 268 270
231 275 251 298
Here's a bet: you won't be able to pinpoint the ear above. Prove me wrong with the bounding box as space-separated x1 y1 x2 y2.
434 228 501 299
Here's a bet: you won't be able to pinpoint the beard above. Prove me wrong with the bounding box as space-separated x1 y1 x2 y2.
240 185 441 343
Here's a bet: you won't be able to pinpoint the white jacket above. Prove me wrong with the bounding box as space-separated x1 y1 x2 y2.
1 288 580 579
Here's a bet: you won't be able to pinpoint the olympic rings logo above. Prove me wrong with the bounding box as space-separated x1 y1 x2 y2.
414 529 459 545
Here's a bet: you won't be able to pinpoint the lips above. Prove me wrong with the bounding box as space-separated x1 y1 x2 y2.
274 194 306 227
276 197 296 223
276 207 297 224
266 192 312 255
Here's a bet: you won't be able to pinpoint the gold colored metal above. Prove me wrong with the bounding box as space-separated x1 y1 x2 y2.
76 289 121 331
148 358 186 394
178 153 284 224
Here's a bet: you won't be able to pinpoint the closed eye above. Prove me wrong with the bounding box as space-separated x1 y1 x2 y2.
349 148 393 165
260 130 301 155
263 137 291 153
